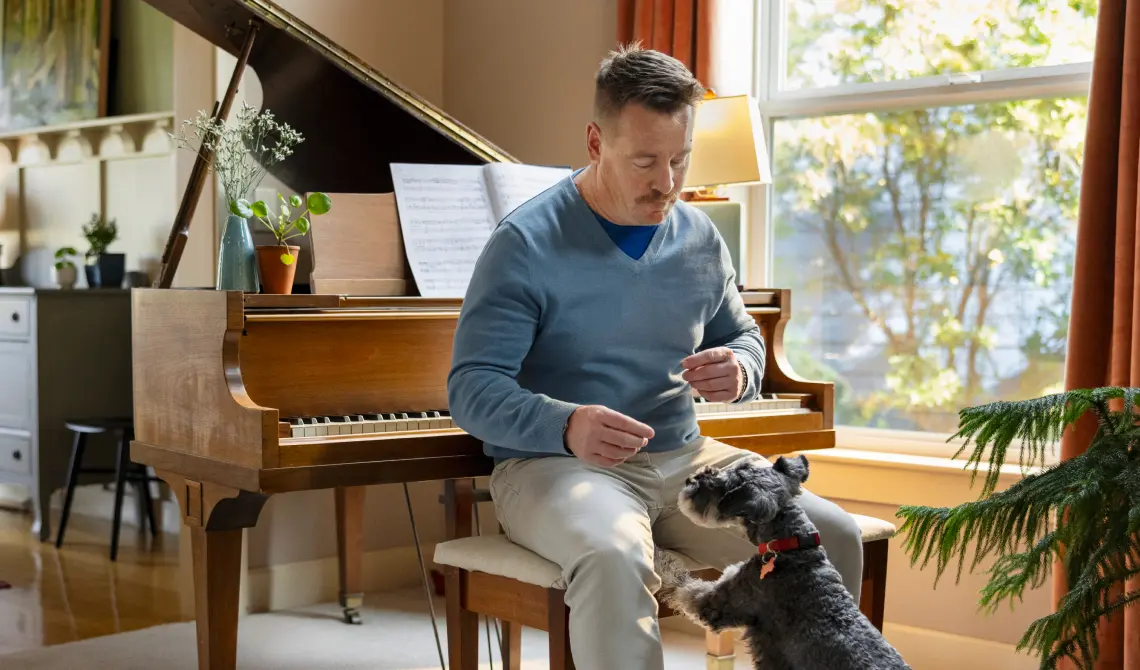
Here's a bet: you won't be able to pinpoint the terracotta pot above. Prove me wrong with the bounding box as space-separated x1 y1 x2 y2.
255 245 300 294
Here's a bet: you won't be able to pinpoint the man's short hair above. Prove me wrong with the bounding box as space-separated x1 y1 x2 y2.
594 43 706 124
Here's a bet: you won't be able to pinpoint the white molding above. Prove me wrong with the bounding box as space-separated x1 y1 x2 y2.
763 63 1091 118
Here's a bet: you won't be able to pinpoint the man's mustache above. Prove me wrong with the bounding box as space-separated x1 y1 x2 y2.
637 191 677 204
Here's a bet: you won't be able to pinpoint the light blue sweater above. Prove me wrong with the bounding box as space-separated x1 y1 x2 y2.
446 172 766 461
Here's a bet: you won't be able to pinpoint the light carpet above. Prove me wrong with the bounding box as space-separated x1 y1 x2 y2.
0 589 753 669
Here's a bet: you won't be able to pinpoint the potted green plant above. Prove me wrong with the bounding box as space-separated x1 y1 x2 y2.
82 214 121 288
896 387 1140 669
244 191 331 294
54 246 79 289
171 103 304 292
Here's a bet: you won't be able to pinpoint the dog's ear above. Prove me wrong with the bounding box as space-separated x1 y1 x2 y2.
773 455 809 484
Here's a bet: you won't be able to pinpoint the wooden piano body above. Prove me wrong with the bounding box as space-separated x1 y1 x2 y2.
129 1 835 668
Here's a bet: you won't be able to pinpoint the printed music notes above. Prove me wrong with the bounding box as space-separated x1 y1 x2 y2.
390 162 571 298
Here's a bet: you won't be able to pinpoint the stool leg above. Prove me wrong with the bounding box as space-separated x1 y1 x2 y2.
110 430 131 561
705 630 735 670
136 468 157 537
55 432 88 548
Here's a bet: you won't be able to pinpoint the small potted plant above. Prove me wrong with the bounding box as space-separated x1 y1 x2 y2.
82 214 122 288
54 246 79 289
244 191 331 294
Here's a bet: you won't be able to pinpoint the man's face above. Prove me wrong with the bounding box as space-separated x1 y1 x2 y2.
587 102 694 225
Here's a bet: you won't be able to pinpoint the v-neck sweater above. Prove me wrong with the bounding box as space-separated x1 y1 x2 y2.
447 172 766 461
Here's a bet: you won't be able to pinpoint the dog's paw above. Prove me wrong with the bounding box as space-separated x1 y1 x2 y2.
653 548 692 588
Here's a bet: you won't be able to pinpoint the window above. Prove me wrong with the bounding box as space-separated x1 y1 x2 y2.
753 0 1095 458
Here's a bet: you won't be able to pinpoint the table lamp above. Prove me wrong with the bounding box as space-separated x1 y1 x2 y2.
683 94 772 282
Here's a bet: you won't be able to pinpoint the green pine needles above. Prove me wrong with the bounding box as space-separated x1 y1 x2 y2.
897 387 1140 669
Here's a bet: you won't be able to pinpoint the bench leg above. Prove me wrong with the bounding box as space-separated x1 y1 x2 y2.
860 538 889 631
548 589 574 670
501 619 522 670
445 568 479 670
705 630 735 670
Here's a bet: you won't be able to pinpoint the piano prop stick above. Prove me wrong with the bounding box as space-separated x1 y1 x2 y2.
155 18 261 289
129 2 834 668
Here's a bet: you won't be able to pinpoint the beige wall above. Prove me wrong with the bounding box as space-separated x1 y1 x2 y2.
444 0 618 167
272 0 445 108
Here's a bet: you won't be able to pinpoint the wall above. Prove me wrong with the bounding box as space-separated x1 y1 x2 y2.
443 0 617 168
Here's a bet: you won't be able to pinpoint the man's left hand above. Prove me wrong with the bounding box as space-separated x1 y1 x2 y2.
681 347 742 402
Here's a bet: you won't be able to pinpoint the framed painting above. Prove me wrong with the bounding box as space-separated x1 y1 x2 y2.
0 0 111 131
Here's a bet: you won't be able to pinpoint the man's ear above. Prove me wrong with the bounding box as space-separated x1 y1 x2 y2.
585 121 603 162
773 455 809 484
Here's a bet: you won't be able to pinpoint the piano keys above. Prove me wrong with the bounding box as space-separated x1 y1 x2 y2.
282 394 810 439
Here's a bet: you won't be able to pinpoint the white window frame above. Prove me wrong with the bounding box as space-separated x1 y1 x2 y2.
747 0 1091 463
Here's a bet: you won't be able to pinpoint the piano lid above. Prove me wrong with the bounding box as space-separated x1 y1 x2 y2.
142 0 518 193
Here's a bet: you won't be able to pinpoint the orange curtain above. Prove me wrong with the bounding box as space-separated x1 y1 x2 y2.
616 0 716 88
1058 0 1140 668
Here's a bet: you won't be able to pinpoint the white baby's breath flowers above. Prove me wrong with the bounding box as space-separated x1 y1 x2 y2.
170 102 304 213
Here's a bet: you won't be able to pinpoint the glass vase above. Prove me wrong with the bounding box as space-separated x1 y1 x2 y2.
216 214 259 292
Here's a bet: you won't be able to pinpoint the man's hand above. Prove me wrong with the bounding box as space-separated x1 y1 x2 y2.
565 405 655 467
681 347 743 402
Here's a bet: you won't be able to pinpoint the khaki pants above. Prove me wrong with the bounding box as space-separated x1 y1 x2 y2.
488 436 863 670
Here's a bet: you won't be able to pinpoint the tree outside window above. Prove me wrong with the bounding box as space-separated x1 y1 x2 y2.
763 0 1097 437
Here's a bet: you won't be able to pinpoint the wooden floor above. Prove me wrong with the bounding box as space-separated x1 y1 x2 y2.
0 506 187 657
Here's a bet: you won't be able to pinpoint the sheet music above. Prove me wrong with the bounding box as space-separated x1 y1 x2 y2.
485 163 572 222
390 163 496 298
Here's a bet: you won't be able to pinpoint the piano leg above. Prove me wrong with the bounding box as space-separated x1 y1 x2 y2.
335 486 366 624
191 526 244 670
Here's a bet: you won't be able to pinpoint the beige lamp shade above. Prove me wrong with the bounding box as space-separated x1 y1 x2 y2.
685 94 772 190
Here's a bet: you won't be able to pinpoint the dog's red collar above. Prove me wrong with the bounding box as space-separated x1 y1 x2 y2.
758 532 821 556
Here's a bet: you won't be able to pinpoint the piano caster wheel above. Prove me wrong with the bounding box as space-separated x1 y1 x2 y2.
342 607 362 625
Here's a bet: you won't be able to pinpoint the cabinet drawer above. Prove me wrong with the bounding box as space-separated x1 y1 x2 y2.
0 341 32 430
0 297 30 340
0 433 30 475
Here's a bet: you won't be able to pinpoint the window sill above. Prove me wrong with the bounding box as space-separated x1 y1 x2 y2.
794 447 1039 508
834 425 1060 467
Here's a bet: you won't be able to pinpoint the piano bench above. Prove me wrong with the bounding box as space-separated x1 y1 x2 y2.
433 514 896 670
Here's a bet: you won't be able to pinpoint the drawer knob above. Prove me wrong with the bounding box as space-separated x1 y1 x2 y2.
12 450 20 461
9 312 17 323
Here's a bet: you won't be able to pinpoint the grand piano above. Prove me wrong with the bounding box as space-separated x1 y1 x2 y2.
128 1 836 668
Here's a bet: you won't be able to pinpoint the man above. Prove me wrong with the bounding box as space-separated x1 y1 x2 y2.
447 43 862 669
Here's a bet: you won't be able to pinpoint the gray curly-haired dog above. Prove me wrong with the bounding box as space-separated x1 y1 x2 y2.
656 455 910 669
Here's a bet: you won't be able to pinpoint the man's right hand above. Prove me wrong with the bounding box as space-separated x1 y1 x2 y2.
564 405 655 467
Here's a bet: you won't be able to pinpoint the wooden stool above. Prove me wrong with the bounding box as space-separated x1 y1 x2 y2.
55 417 159 561
435 513 897 669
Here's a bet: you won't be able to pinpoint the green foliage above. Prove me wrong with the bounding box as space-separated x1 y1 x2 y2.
81 214 117 261
249 192 332 265
897 388 1140 669
53 246 78 271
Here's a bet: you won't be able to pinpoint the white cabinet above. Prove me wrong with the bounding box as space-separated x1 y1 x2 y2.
0 341 33 430
0 288 132 541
